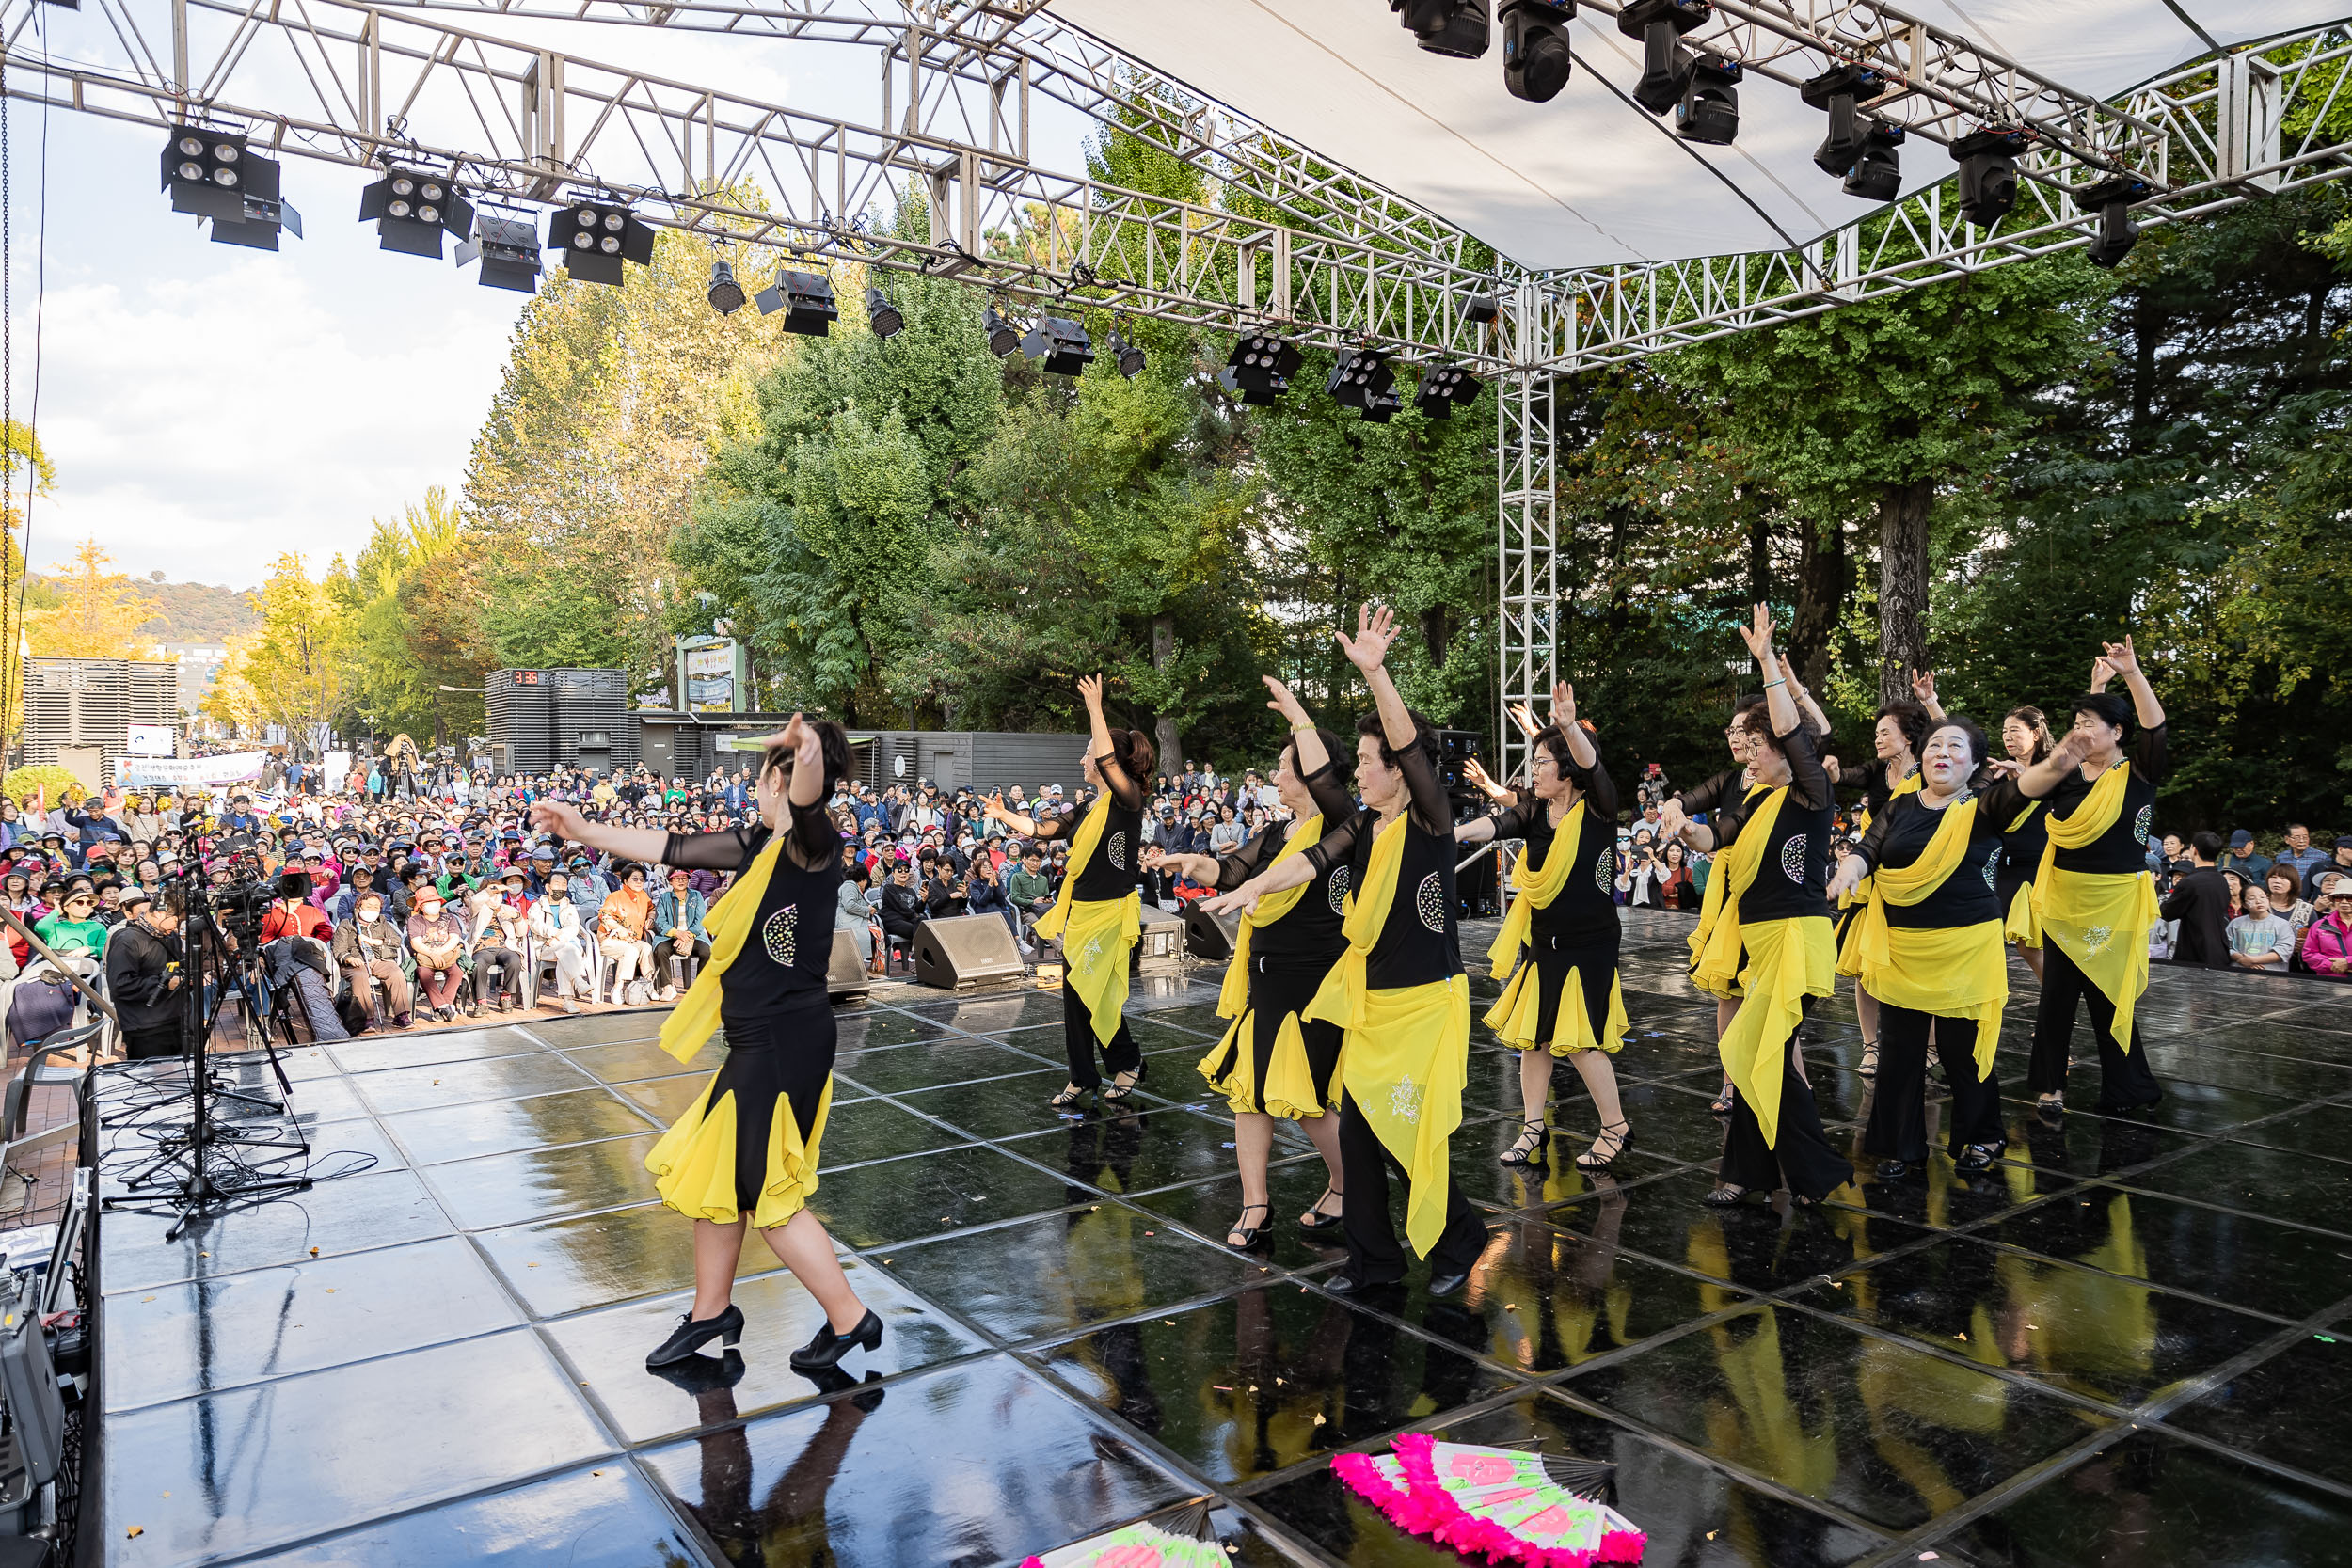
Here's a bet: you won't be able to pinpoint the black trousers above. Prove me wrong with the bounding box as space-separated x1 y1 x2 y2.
471 945 523 1003
1864 1005 2004 1163
1336 1088 1490 1285
1062 976 1140 1090
123 1024 183 1061
1719 1034 1852 1202
2028 943 2162 1111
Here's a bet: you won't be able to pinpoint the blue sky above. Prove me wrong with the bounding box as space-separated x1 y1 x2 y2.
5 9 1094 590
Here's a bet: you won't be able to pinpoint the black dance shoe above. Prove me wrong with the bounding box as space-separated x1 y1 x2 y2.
648 1348 746 1396
1953 1141 2002 1173
1427 1270 1470 1299
790 1308 884 1371
1875 1159 1916 1180
646 1304 744 1369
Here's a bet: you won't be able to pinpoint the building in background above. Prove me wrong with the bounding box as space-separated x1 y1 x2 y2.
20 657 181 788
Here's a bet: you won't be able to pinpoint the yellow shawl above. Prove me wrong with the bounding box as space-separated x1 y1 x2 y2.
2031 761 2157 1049
1843 769 1923 909
1687 786 1787 1000
1836 796 2006 1073
1485 800 1584 978
1482 800 1629 1054
1305 814 1468 1259
1034 791 1145 1046
1199 816 1329 1117
659 831 785 1064
2002 800 2043 948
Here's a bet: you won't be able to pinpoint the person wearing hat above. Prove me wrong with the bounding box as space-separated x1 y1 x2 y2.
653 867 711 1001
331 863 382 927
333 887 413 1029
105 886 186 1059
2325 835 2352 893
36 884 111 959
467 871 529 1014
2218 830 2271 884
406 884 469 1022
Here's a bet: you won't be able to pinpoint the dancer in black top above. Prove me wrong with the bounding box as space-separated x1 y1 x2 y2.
980 674 1154 1107
1840 689 1930 1079
1454 682 1635 1171
1146 677 1355 1248
530 717 883 1374
1670 693 1768 1117
1994 706 2057 983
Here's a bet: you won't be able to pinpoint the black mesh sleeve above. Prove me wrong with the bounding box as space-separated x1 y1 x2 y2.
1027 806 1074 844
1213 826 1283 891
788 797 841 865
1096 750 1146 814
1398 734 1452 836
662 827 761 872
1851 798 1896 872
1673 767 1740 818
1301 753 1356 824
1582 753 1620 824
1485 800 1543 843
1782 723 1834 812
2134 721 2169 785
1302 808 1370 879
1975 775 2026 833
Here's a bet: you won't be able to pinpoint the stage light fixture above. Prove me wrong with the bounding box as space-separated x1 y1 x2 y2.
2081 175 2150 268
754 269 838 335
1500 1 1574 103
1020 315 1095 376
1224 330 1303 404
1619 0 1708 116
1327 348 1395 411
1360 385 1406 423
1951 127 2026 227
160 126 303 249
983 304 1025 356
866 288 905 339
1802 61 1893 178
358 167 472 259
1413 362 1483 419
1842 120 1904 201
1393 0 1490 58
1676 57 1740 145
549 198 656 286
454 214 542 292
1107 329 1148 379
1464 292 1502 325
707 259 746 315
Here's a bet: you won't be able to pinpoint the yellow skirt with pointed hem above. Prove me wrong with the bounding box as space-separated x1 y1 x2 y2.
1484 944 1629 1057
644 1004 836 1230
1196 965 1344 1118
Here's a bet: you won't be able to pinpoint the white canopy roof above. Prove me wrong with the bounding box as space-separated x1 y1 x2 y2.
1053 1 2349 269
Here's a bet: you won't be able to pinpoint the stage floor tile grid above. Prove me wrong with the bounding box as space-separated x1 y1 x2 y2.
91 911 2352 1568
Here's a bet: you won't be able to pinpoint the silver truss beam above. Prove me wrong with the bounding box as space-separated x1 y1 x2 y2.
0 0 1506 360
1495 277 1557 792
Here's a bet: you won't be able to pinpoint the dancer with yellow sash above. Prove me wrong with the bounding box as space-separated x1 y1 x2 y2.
1828 715 2021 1178
1994 707 2057 983
980 673 1154 1110
1662 694 1770 1117
530 717 886 1374
2013 638 2168 1117
1839 688 1930 1079
1662 606 1852 1209
1144 676 1354 1250
1202 605 1492 1296
1453 679 1635 1172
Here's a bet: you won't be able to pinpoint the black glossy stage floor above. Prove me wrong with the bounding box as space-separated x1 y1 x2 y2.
96 911 2352 1568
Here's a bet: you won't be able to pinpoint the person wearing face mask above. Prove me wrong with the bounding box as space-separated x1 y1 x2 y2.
1828 715 2024 1177
979 673 1155 1110
333 890 414 1030
1147 676 1355 1250
1453 681 1635 1175
1200 608 1491 1298
531 870 591 1012
1656 606 1851 1210
2008 637 2168 1118
597 863 660 1001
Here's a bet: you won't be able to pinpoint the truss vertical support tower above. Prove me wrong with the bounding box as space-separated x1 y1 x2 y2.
1495 278 1559 789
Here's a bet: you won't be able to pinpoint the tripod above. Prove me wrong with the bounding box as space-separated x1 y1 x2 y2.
100 880 313 1235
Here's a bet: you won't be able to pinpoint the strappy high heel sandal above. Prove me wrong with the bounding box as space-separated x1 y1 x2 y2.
1226 1202 1271 1249
1708 1084 1734 1117
1699 1182 1750 1207
1858 1039 1881 1078
1299 1186 1344 1233
1499 1117 1549 1166
1575 1120 1632 1170
1101 1058 1149 1102
1048 1084 1090 1109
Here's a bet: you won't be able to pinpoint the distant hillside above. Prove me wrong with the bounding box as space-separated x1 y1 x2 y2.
129 576 262 643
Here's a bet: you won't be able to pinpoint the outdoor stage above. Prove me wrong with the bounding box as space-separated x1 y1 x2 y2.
93 911 2352 1568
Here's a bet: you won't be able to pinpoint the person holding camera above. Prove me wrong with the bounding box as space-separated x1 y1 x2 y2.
106 887 185 1059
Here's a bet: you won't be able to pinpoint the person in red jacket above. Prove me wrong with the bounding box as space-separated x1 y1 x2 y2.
259 872 331 944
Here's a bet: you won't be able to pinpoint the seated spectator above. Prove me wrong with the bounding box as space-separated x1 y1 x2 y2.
2328 835 2352 893
2152 832 2192 895
2274 825 2330 888
1007 847 1055 950
2226 883 2295 974
261 872 332 945
879 860 924 966
333 890 413 1029
2302 875 2352 978
2163 832 2232 969
469 871 529 1014
34 887 109 959
924 860 969 920
965 855 1016 943
531 871 591 1013
596 863 660 1002
1657 840 1699 911
834 864 876 965
652 866 711 998
406 887 469 1022
2265 866 2315 965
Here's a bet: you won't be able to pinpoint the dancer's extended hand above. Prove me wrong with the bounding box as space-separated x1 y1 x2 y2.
1462 758 1512 802
2100 634 2140 680
1506 703 1541 739
1826 856 1867 902
1262 674 1311 726
1654 800 1691 846
1199 885 1259 918
1736 603 1776 663
1334 603 1399 675
529 800 587 841
1551 681 1578 731
1909 668 1938 706
1076 673 1106 711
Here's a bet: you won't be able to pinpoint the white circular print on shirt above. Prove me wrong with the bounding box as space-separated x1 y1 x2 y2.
1780 834 1808 883
2133 805 2152 846
1595 847 1613 893
1108 831 1129 870
761 904 798 967
1415 871 1447 933
1328 863 1351 915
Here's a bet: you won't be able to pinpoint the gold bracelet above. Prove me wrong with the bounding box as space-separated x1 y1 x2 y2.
1289 722 1315 734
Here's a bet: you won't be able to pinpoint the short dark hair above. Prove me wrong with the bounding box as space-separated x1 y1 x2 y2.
1533 721 1598 789
2070 691 2135 738
762 720 852 802
1279 728 1349 783
2191 831 2223 861
1355 707 1442 775
2268 863 2302 901
2003 706 2054 764
1875 699 1931 757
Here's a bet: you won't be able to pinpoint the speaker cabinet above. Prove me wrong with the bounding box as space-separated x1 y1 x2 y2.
1137 907 1186 974
1184 900 1240 961
911 913 1026 991
827 928 872 1003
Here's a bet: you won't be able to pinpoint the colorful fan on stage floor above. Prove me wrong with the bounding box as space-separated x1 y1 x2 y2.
1334 1433 1646 1567
1022 1498 1230 1568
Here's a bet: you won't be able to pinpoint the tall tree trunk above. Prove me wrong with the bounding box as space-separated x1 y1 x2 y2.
1877 478 1934 705
1150 611 1182 773
1745 501 1771 609
1788 516 1846 694
1420 606 1450 670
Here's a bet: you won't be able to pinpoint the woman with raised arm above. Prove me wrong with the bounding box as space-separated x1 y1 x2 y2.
1656 691 1769 1117
1454 680 1635 1172
1201 606 1491 1296
978 674 1154 1109
1836 680 1932 1079
2010 638 2167 1117
1992 706 2056 983
530 717 884 1375
1665 606 1851 1208
1145 676 1355 1249
1827 714 2021 1178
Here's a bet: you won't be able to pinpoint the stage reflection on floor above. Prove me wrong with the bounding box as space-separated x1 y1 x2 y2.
96 911 2352 1568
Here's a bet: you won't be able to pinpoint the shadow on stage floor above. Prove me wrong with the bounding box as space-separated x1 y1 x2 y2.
92 911 2352 1567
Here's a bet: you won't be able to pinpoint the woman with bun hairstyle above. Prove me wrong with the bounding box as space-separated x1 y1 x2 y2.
980 674 1155 1108
530 716 886 1375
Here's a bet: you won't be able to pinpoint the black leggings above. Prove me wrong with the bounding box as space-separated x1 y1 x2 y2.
2029 943 2162 1111
1865 1006 2004 1163
1062 975 1140 1090
1719 1033 1852 1203
1336 1088 1490 1285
